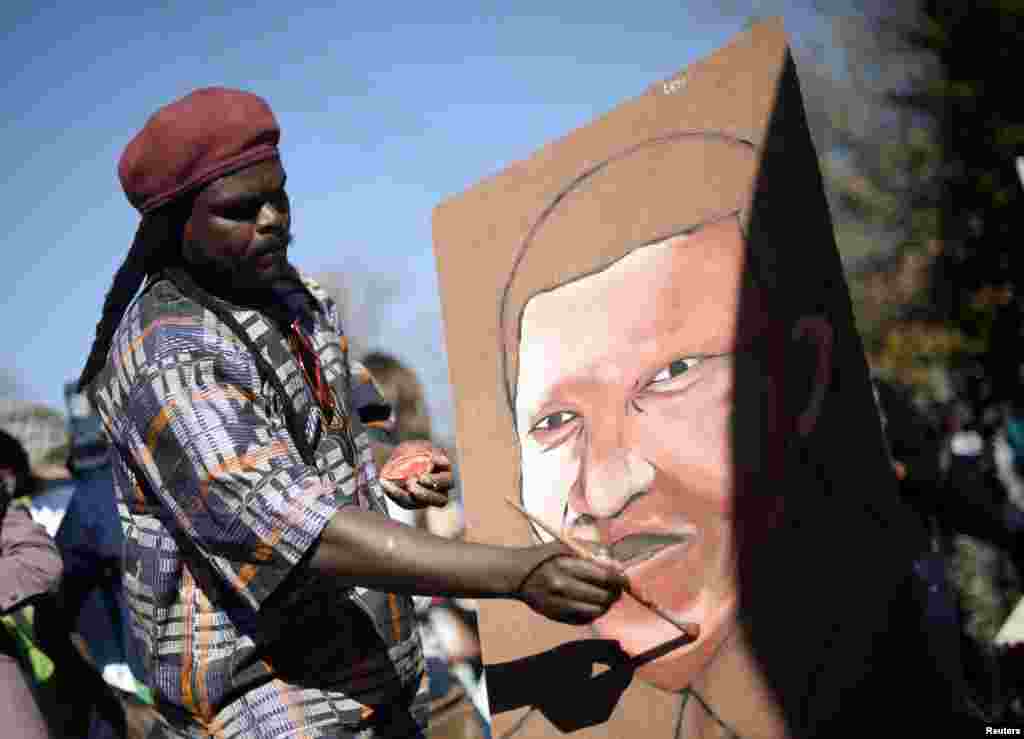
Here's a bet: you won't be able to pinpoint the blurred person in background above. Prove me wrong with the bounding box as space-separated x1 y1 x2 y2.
361 352 435 529
360 352 490 737
0 428 63 739
948 307 1024 719
872 378 971 710
361 352 434 445
874 373 1024 722
421 502 490 739
33 384 159 739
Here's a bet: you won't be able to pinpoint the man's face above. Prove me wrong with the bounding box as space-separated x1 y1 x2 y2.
515 218 766 690
183 158 292 289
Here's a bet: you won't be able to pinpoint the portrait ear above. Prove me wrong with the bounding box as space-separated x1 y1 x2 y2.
792 315 833 437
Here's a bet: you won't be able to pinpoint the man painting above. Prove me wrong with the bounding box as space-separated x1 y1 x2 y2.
79 87 626 738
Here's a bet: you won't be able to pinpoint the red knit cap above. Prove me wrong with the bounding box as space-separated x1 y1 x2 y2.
118 87 281 214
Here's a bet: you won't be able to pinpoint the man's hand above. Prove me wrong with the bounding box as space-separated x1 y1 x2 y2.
515 543 626 625
378 440 453 509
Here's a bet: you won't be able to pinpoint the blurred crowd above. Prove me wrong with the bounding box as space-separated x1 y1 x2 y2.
873 357 1024 722
359 352 491 739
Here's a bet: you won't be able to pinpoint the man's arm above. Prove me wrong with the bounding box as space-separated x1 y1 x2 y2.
310 506 624 625
123 342 623 623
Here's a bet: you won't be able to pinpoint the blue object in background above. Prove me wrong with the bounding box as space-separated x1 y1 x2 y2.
57 382 148 697
55 462 146 691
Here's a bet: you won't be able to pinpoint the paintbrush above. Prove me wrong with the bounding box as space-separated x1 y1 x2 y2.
505 498 700 642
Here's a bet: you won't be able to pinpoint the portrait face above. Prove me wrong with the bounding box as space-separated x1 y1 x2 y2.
514 216 767 691
183 158 292 288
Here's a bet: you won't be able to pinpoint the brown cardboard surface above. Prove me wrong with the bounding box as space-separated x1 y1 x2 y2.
432 20 787 739
432 17 909 738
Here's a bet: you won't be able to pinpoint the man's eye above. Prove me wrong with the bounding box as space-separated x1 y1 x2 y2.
649 357 701 385
531 411 578 433
220 203 261 220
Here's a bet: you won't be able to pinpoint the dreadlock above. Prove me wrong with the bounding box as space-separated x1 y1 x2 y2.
77 198 193 392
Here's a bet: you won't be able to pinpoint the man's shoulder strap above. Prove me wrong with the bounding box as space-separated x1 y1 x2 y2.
298 273 328 304
160 266 323 466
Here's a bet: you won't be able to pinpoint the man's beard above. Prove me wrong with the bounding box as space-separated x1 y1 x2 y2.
248 231 294 264
184 233 296 301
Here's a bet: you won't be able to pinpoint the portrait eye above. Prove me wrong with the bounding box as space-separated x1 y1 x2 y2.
645 357 702 389
530 410 578 433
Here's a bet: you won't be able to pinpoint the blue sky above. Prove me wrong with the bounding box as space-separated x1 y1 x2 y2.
2 0 828 442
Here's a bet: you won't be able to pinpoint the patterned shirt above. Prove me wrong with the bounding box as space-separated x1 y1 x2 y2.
88 272 425 738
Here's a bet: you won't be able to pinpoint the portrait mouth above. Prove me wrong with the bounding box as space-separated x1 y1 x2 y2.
610 532 693 567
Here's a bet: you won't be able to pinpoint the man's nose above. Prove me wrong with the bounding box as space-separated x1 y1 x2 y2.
256 202 288 233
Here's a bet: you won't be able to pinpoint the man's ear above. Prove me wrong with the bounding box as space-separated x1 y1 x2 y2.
792 315 833 437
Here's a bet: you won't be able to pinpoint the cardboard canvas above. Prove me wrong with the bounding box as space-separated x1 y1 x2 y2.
432 19 913 737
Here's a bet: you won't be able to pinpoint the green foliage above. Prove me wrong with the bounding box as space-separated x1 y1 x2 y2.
809 1 1023 403
908 0 1024 322
951 536 1022 644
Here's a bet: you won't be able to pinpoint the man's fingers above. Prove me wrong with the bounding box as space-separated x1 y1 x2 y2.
569 538 624 571
540 595 612 625
558 556 628 590
406 479 449 507
379 478 411 501
378 478 400 495
380 478 422 508
379 475 449 509
419 470 454 491
549 576 622 608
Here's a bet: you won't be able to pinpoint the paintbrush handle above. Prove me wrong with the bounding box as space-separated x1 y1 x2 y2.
505 498 605 562
625 589 701 640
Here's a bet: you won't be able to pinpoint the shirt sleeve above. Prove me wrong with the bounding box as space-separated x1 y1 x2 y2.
0 506 63 613
121 342 345 613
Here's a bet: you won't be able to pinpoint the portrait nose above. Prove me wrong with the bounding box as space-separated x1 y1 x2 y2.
568 425 655 520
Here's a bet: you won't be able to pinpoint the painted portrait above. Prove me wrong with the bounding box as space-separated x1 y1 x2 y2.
433 20 919 738
502 131 763 688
